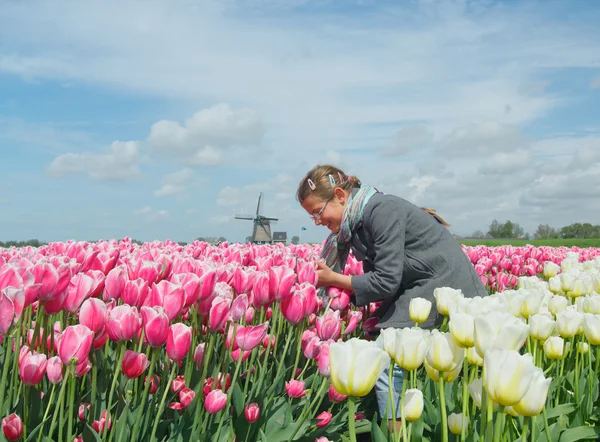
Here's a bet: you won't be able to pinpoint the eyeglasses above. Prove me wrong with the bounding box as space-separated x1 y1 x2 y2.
309 197 333 221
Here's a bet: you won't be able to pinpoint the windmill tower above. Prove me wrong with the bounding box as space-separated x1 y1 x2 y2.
235 193 279 244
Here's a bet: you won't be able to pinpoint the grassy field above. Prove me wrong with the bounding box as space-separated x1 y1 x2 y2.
458 238 600 248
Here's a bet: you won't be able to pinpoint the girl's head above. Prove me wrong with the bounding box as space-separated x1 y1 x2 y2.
297 165 361 233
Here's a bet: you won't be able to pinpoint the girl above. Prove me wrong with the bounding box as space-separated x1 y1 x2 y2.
297 164 487 427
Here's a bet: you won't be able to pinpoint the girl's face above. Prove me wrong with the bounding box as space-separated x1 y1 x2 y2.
301 188 348 233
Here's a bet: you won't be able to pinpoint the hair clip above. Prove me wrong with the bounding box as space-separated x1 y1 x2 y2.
338 172 344 183
328 174 336 186
307 179 316 190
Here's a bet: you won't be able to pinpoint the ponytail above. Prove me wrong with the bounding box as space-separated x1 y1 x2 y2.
421 207 451 227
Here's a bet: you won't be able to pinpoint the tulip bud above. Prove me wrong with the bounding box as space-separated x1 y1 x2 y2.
409 297 432 324
556 310 583 338
448 413 468 435
511 367 552 416
141 306 169 348
166 323 192 361
484 349 537 406
403 388 424 421
122 350 150 379
285 379 307 398
434 287 463 316
171 375 186 393
328 383 347 403
78 403 90 421
528 313 555 341
2 414 23 441
316 411 332 428
204 389 227 414
194 343 205 369
235 322 269 352
46 356 64 384
583 313 600 345
78 298 107 333
179 388 195 408
244 402 260 423
543 336 564 360
57 324 94 365
19 351 48 386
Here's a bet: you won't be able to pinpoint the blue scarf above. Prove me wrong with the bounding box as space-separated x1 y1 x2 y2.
319 185 378 280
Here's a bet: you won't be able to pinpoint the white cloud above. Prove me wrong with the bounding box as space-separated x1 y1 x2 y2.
386 126 434 156
441 121 527 156
154 168 195 199
147 103 264 165
478 149 533 175
47 141 141 180
133 206 169 220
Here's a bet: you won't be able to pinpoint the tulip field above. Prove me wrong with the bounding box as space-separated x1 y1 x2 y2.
1 239 600 442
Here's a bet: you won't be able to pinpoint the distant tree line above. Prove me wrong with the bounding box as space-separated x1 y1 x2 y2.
0 239 44 248
469 220 600 240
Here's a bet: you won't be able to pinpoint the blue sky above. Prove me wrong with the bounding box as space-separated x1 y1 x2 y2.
1 0 600 244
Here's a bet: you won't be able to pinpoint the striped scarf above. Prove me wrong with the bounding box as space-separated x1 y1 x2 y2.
319 185 378 280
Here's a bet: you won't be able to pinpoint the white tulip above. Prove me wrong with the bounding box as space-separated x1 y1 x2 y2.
448 413 469 435
512 367 552 416
543 336 564 360
548 295 568 316
560 272 576 292
403 389 424 421
467 378 498 410
425 330 463 373
582 295 600 314
466 347 484 366
577 342 589 354
376 327 397 357
393 327 430 371
528 313 555 341
484 349 537 406
555 310 583 338
424 354 464 382
543 262 561 279
569 275 593 298
434 287 463 316
474 311 529 358
409 297 432 324
548 276 562 294
329 338 390 397
520 290 543 318
582 313 600 345
449 312 475 348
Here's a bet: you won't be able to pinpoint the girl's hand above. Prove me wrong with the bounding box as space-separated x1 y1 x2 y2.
316 261 353 291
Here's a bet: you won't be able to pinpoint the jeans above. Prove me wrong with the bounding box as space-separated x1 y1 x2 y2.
375 364 405 419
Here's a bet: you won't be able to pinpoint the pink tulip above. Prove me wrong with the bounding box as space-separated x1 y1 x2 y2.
79 298 107 333
330 291 350 311
78 403 90 421
204 389 228 414
74 358 92 377
303 335 322 360
92 410 111 434
245 306 255 324
74 436 84 442
316 411 332 428
30 261 59 301
328 383 347 403
46 356 64 384
131 260 161 284
93 328 109 349
244 402 260 423
106 305 142 342
57 324 94 365
146 280 185 321
0 288 24 335
179 388 195 408
194 343 205 369
232 267 252 294
141 306 169 348
251 272 270 307
122 350 150 379
317 344 331 377
315 438 332 442
198 270 217 302
316 310 341 341
166 323 192 361
208 298 230 332
63 273 95 313
0 266 23 292
103 266 128 300
285 379 307 398
85 270 106 298
297 259 318 285
121 278 148 308
231 348 252 362
19 351 48 385
170 273 201 308
344 310 363 335
281 291 306 325
235 322 269 351
269 266 296 301
2 413 23 441
230 294 249 322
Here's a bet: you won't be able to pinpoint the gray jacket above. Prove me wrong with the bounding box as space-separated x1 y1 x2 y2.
350 192 488 329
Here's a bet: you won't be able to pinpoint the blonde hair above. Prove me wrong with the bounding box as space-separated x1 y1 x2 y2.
421 207 451 227
296 165 361 203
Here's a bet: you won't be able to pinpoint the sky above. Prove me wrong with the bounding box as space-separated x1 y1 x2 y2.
1 0 600 244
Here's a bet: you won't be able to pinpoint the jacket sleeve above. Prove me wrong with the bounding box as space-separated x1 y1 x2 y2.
351 199 406 306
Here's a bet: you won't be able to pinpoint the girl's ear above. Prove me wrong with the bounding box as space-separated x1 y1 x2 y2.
334 186 347 204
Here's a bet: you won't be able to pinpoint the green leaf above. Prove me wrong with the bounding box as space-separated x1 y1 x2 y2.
232 383 244 416
546 403 577 420
558 426 600 442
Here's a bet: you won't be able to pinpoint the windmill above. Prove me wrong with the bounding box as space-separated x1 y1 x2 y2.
235 192 279 244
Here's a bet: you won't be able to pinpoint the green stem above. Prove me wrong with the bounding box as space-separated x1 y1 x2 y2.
385 361 395 435
48 367 69 441
542 407 551 442
8 313 24 408
574 336 580 402
31 302 45 352
400 373 408 442
485 393 494 442
131 349 159 442
191 334 215 435
461 358 469 441
67 364 76 441
149 363 178 442
522 415 529 442
91 351 98 418
0 340 12 415
102 342 126 441
38 384 56 442
290 321 306 378
439 377 448 442
348 396 357 442
493 405 504 442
